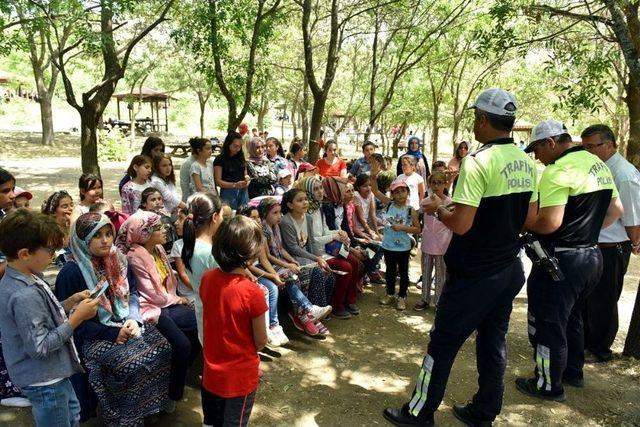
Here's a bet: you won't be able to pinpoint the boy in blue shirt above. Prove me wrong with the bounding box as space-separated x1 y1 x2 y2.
0 209 99 426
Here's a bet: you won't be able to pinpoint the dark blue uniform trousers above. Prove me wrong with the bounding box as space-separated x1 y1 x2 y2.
406 259 525 421
526 247 602 395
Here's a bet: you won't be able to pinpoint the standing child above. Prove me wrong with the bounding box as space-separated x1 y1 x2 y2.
397 155 425 211
0 209 100 426
181 192 224 343
139 187 179 253
414 171 453 311
189 138 216 194
120 155 153 215
378 180 421 310
151 154 187 215
199 216 268 427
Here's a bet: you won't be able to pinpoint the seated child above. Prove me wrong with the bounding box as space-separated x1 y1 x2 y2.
13 187 32 209
275 169 292 195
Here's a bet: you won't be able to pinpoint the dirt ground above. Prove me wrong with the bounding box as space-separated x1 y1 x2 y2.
1 134 639 426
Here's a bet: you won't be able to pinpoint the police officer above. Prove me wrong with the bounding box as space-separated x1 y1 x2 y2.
516 120 623 401
383 88 538 426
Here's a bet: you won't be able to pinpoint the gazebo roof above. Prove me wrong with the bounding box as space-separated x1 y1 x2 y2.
512 120 534 132
112 86 174 102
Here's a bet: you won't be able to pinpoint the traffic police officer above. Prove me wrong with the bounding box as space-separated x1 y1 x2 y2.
516 120 623 401
383 88 538 426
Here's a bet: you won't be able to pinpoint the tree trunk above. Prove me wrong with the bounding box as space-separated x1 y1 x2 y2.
393 120 408 159
80 107 101 176
308 94 327 163
39 94 55 146
431 109 439 164
197 91 207 138
32 66 56 146
623 281 640 359
301 78 310 146
625 75 640 167
291 104 297 138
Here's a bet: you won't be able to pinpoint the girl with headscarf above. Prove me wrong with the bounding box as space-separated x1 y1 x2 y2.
396 136 430 183
246 137 278 199
259 198 332 337
116 211 200 411
297 176 361 319
448 140 469 173
55 213 172 425
322 178 384 287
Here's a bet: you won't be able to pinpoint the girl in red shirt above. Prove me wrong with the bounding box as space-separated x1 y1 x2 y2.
315 141 348 182
199 216 268 426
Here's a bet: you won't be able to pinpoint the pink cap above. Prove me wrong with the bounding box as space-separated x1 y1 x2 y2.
298 162 317 173
389 179 409 192
14 186 33 200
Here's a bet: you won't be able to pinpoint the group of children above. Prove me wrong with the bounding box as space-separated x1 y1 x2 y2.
0 134 457 426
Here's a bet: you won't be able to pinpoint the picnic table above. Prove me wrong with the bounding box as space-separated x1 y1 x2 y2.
167 139 222 158
168 144 191 157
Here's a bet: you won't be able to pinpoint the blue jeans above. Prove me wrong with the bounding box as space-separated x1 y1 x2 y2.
285 281 313 314
257 278 279 327
219 188 249 210
22 378 80 427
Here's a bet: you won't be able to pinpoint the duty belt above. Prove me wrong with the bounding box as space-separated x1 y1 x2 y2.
554 245 597 253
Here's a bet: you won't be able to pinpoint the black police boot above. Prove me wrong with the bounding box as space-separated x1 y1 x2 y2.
452 403 493 427
382 404 434 426
562 373 584 388
515 377 566 402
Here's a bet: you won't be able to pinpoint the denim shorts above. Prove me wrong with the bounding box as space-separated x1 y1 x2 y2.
22 378 80 427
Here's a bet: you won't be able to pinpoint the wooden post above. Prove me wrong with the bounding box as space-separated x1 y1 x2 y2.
117 99 121 120
164 99 169 132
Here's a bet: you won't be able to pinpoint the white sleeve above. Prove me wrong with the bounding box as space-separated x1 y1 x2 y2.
618 178 640 227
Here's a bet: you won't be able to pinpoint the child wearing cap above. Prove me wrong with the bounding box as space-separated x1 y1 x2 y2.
13 187 33 209
375 179 421 310
275 169 292 195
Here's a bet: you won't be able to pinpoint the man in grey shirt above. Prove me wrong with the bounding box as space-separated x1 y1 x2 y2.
581 124 640 362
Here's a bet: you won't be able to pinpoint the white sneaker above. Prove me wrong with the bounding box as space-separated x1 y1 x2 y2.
311 305 332 321
273 325 289 346
1 397 31 407
267 327 282 347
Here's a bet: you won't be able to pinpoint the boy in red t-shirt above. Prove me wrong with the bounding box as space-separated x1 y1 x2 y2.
199 216 268 426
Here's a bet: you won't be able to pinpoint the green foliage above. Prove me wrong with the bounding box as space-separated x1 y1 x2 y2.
98 129 128 162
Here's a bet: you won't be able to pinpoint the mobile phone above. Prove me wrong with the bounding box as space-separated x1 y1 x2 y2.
89 280 109 299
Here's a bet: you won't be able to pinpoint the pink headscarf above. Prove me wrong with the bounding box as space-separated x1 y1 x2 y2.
248 137 266 164
116 210 161 254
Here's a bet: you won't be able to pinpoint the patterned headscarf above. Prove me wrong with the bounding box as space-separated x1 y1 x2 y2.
71 213 129 326
116 210 162 254
296 175 322 213
248 137 266 164
322 176 344 205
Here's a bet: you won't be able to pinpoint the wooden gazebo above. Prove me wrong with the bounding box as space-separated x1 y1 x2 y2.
112 86 174 132
512 119 534 141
